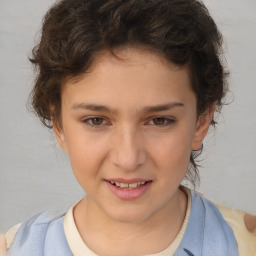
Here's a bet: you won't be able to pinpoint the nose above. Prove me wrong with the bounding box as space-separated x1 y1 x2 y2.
109 125 147 172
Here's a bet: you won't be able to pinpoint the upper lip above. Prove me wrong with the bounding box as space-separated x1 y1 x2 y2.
105 178 151 184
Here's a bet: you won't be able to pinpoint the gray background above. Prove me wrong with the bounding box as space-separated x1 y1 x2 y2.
0 0 255 232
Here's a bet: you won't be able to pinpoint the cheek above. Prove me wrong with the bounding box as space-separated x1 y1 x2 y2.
150 130 194 177
64 132 109 182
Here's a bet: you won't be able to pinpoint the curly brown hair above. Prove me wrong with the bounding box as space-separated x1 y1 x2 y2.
30 0 228 186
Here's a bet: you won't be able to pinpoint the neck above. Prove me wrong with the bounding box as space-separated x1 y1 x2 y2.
74 188 188 256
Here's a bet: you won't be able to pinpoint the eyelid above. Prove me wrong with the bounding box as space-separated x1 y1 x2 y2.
81 116 175 128
82 116 110 127
146 116 176 126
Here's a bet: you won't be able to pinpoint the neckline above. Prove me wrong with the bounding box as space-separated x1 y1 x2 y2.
63 188 192 256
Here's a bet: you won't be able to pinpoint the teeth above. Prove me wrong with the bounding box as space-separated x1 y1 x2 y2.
109 181 147 189
119 183 129 188
128 183 138 188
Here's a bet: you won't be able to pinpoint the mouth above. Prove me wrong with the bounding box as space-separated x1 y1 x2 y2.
107 180 150 189
104 179 152 200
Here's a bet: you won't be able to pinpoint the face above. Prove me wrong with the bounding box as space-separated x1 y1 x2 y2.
54 48 212 223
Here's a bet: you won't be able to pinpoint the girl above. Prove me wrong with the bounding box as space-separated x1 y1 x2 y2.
2 0 256 255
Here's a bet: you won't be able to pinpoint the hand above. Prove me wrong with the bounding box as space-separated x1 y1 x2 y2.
0 233 6 256
244 213 256 233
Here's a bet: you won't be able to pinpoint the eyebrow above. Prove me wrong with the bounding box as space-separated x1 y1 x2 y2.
142 102 184 113
71 102 184 113
71 103 111 112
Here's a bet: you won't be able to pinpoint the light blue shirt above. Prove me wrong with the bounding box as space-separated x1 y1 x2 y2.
7 190 238 256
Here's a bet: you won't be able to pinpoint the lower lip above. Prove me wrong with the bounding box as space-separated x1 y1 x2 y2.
105 181 152 200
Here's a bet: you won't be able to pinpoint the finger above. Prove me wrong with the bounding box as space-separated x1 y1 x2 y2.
244 213 256 233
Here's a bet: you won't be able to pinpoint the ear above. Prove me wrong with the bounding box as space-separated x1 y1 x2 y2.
192 104 215 150
52 119 68 153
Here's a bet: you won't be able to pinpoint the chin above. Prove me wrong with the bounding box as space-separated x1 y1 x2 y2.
106 205 153 224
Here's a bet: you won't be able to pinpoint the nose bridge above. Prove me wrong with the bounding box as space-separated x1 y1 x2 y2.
111 124 146 171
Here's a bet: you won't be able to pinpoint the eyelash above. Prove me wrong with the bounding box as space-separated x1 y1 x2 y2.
82 116 175 128
146 117 175 127
82 116 108 127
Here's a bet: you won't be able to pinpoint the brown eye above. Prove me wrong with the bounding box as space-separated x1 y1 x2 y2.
91 117 104 125
152 117 166 125
148 117 175 127
83 117 107 127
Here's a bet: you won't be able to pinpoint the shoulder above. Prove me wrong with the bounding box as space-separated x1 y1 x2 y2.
5 209 67 254
0 233 7 256
0 224 21 255
5 223 21 250
216 202 256 256
196 191 256 256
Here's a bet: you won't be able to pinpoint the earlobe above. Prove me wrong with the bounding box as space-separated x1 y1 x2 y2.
192 104 215 150
52 119 68 153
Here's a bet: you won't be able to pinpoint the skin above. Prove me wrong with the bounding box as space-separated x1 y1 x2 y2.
244 213 256 233
2 49 256 255
0 234 6 256
53 47 215 255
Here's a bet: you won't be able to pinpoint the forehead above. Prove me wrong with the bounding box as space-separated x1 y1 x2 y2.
91 47 189 78
62 48 195 110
